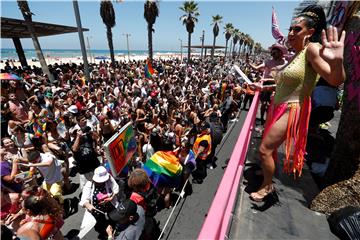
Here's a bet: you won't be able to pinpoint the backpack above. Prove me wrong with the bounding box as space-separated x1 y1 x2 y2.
131 184 159 218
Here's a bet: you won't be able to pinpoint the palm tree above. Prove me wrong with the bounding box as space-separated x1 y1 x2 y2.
237 32 244 58
223 23 234 58
17 0 54 82
249 38 254 55
254 42 262 55
100 0 116 66
211 14 223 59
144 0 159 62
179 1 199 64
231 28 240 59
243 33 250 54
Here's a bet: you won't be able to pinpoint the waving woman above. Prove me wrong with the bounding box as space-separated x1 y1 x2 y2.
250 5 346 201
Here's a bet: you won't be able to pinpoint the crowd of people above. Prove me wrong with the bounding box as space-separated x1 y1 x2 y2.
1 4 345 239
1 48 265 239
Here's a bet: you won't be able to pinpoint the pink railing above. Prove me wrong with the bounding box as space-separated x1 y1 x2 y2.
198 91 260 240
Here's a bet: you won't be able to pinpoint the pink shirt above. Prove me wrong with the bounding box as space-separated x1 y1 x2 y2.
9 101 28 121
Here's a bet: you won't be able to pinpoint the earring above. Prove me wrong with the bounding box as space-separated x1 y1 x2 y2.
304 36 310 47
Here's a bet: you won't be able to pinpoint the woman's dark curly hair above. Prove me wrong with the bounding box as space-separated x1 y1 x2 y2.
23 189 63 219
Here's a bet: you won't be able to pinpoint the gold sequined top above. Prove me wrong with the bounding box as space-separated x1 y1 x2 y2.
274 45 320 105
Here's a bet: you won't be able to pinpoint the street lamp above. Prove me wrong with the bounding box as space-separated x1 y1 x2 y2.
200 30 205 59
178 38 183 62
123 33 131 62
86 36 93 63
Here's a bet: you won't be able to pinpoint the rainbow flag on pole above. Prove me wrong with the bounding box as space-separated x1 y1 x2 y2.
144 59 155 78
143 151 183 188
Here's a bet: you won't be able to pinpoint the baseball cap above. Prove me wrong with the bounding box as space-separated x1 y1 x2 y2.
107 199 137 222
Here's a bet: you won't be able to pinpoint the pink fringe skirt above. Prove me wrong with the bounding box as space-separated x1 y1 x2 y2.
263 96 311 176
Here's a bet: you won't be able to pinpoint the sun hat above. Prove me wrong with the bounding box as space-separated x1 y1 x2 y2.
92 166 110 183
269 43 288 55
67 105 78 114
107 199 137 222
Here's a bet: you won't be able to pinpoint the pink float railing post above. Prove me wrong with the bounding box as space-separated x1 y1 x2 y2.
198 91 260 240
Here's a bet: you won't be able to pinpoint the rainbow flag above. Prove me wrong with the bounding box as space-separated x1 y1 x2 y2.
184 149 196 167
55 115 64 125
145 59 155 79
143 151 183 188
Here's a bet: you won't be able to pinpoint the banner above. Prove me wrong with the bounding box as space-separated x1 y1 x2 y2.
104 122 137 176
232 65 253 84
272 7 285 44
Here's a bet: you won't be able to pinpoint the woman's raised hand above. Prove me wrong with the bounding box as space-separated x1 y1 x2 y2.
320 26 346 64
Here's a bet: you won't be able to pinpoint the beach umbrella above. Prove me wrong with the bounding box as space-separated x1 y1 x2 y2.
0 73 22 81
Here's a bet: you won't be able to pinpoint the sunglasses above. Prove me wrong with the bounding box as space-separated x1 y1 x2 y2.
288 26 303 33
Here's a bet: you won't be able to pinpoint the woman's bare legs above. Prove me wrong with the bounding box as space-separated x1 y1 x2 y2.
250 109 289 200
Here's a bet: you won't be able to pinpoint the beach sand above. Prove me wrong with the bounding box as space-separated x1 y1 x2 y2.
0 53 186 69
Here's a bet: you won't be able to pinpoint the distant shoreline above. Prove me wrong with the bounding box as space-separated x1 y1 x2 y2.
0 48 185 61
0 52 202 69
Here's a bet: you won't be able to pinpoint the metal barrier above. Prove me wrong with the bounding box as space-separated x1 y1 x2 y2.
198 91 260 240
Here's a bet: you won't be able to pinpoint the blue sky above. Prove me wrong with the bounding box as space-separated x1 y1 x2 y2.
1 1 300 51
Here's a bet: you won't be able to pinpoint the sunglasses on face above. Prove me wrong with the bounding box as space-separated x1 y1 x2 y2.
288 26 303 33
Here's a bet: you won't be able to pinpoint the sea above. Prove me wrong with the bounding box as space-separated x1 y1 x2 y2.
0 48 182 60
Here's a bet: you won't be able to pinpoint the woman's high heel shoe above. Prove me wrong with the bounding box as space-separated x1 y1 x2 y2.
249 185 275 202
